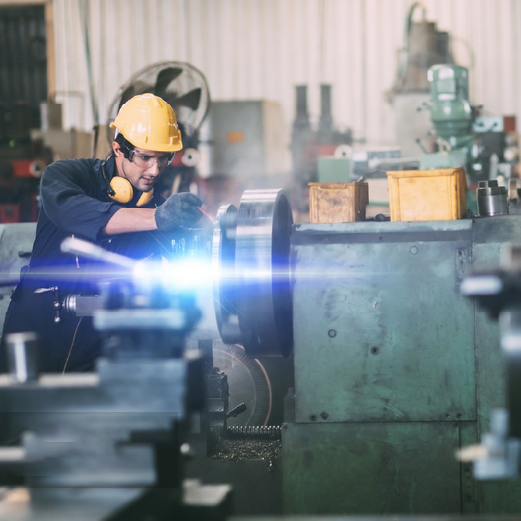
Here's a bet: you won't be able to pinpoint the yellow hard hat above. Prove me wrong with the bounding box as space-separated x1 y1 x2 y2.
110 93 183 152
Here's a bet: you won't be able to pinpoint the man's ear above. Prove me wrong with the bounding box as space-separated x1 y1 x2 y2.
112 142 124 157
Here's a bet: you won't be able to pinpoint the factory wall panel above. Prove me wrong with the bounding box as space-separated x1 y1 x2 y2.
51 0 521 157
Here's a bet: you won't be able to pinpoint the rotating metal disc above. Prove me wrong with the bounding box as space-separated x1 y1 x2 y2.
213 189 293 358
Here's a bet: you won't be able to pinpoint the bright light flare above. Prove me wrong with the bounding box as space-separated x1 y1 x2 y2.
132 256 295 294
133 257 215 292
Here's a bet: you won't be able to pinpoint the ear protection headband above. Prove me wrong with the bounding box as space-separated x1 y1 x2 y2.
101 157 154 207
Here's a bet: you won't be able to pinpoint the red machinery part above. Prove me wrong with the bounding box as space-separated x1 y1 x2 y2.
0 204 21 223
11 159 46 178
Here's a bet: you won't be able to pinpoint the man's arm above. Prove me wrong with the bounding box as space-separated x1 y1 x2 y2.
102 208 157 235
102 192 203 236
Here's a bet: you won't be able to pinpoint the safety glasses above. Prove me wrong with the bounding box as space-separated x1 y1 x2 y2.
122 144 175 169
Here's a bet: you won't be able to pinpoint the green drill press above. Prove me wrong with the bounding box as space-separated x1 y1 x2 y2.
420 64 476 173
420 63 501 212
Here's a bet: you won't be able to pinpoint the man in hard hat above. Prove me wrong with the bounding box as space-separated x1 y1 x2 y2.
0 93 202 373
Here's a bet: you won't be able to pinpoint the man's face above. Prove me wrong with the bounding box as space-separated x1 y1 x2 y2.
113 142 172 193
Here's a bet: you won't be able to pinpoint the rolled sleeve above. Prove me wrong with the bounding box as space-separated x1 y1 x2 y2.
40 160 121 242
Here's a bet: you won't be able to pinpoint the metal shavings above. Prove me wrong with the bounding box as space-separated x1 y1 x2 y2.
208 429 282 468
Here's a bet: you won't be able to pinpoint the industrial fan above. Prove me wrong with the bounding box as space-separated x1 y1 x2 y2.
106 61 211 147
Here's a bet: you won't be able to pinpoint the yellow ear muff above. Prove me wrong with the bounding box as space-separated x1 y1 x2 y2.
109 177 133 204
108 176 154 207
136 190 154 207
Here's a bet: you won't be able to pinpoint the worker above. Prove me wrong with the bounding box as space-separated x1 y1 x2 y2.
0 93 202 374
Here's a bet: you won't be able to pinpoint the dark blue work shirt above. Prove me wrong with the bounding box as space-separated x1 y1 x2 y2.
26 155 168 292
1 155 172 373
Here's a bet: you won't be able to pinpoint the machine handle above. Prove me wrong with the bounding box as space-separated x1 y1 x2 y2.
60 237 135 270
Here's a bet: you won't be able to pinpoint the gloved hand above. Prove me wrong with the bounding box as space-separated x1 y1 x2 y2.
154 192 203 231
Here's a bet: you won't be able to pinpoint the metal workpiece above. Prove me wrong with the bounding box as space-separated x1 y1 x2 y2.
213 189 293 358
477 180 509 217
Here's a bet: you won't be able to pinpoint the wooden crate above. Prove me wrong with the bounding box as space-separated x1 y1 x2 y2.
386 167 467 222
309 182 369 224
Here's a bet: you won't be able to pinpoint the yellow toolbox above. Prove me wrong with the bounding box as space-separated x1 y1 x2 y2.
386 167 467 221
309 182 369 224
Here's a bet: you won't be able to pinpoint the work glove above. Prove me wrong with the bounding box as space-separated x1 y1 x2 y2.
154 192 203 231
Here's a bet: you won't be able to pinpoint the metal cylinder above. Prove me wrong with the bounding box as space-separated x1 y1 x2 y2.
293 85 310 132
477 180 509 217
61 294 77 315
213 189 294 358
319 84 333 135
5 332 40 383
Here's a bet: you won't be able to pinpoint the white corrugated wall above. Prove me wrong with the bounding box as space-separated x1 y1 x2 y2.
52 0 521 152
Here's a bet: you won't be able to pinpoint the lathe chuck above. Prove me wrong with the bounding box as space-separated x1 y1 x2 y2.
212 189 293 358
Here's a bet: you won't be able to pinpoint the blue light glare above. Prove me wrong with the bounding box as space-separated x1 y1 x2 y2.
164 257 215 289
133 257 216 292
131 255 286 293
132 257 382 293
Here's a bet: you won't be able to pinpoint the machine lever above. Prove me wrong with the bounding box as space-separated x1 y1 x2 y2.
34 286 62 323
60 237 135 270
226 402 247 418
